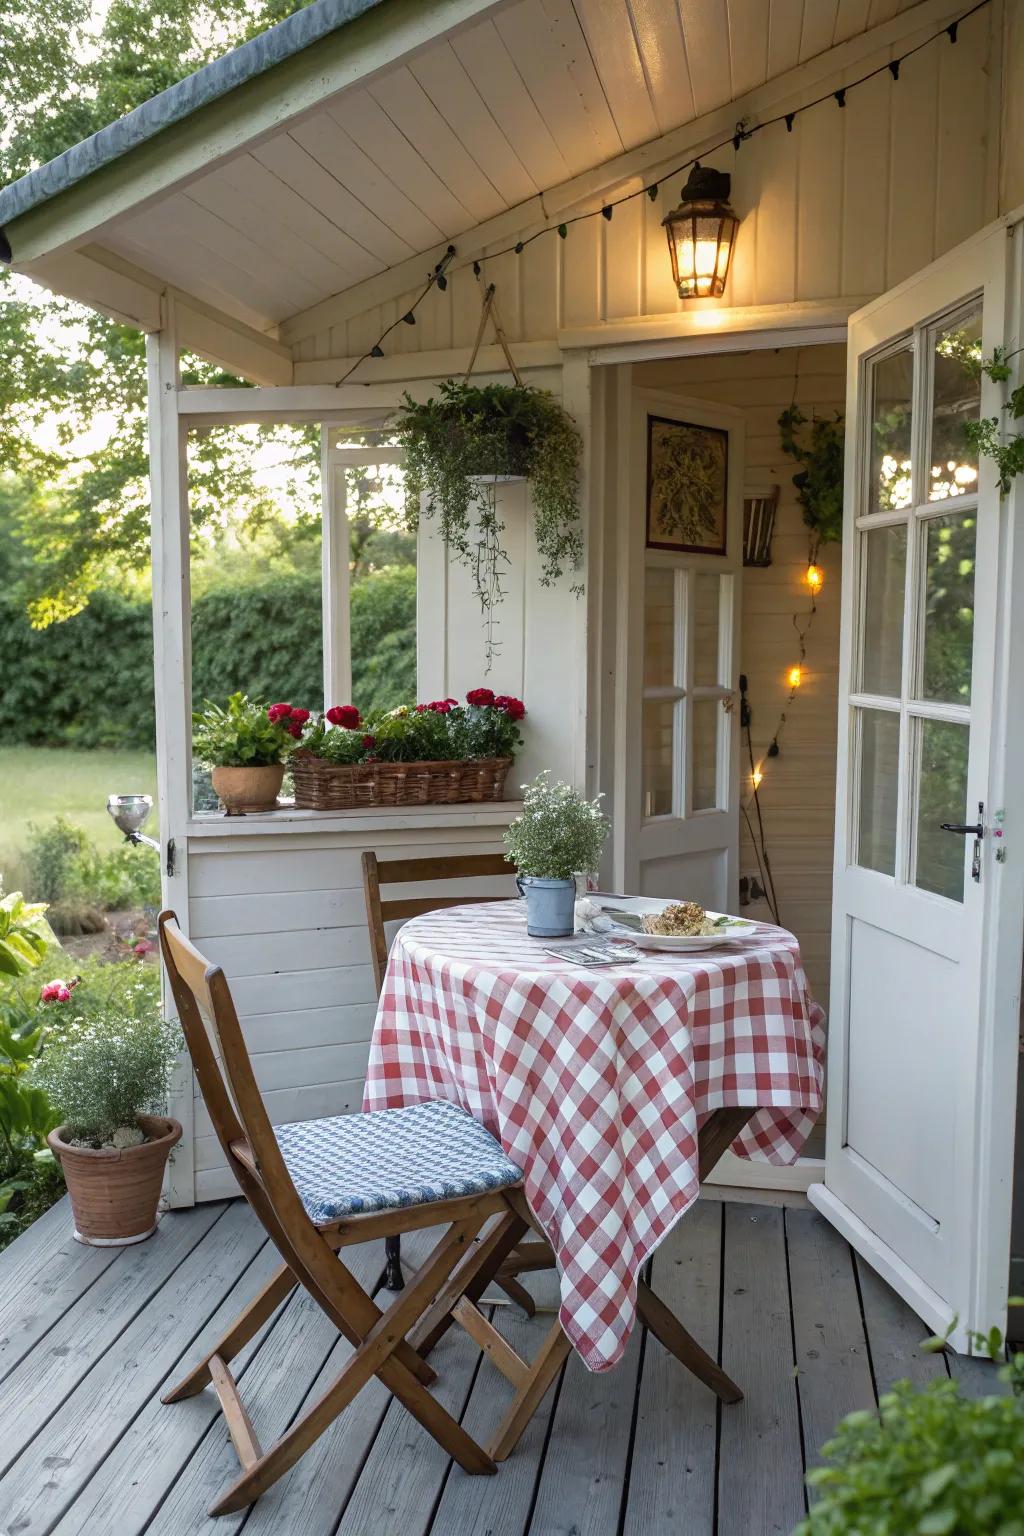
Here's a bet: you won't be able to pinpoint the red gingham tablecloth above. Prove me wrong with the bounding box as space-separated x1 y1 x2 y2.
363 902 825 1371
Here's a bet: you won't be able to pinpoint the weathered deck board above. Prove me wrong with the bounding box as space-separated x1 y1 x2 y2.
622 1201 722 1536
717 1205 807 1535
786 1209 876 1478
0 1194 996 1536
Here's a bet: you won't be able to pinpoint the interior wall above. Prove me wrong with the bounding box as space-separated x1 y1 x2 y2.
633 346 846 1013
290 4 996 368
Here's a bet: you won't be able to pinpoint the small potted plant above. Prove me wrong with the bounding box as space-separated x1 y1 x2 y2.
192 692 304 814
505 771 609 937
34 1006 182 1245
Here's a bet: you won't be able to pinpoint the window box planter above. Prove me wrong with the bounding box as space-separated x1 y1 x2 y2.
290 753 514 811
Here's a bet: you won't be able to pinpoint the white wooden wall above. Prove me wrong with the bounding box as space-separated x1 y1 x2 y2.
184 815 516 1201
291 4 996 368
633 347 847 1012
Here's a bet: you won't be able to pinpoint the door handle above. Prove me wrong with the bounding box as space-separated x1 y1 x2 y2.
940 821 984 837
940 802 985 884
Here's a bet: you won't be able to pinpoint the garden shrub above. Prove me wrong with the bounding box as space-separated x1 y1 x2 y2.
0 565 417 749
23 817 161 930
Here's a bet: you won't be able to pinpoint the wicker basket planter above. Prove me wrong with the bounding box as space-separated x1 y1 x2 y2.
47 1114 182 1246
291 753 514 811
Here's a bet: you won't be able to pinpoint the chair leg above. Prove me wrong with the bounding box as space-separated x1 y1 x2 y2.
493 1274 537 1316
636 1279 743 1403
487 1318 572 1462
162 1261 298 1403
208 1216 497 1515
410 1210 529 1356
383 1233 404 1291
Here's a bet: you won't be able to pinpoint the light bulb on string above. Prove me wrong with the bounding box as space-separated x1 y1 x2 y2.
806 563 824 595
751 766 763 790
787 665 802 689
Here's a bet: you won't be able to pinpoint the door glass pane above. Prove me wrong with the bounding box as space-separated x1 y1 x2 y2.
857 708 900 876
921 513 976 703
869 345 914 514
642 699 675 817
861 525 907 696
643 567 675 687
915 718 969 902
692 699 719 810
929 306 982 504
693 574 721 685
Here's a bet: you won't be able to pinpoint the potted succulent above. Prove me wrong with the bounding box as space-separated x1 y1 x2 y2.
34 1006 182 1245
505 771 609 937
192 692 304 814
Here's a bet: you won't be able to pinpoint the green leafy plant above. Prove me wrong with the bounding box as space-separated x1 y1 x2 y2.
797 1307 1024 1535
505 772 609 880
23 817 160 933
778 406 845 553
0 887 57 977
0 1008 59 1237
362 705 458 764
192 692 296 768
965 346 1024 494
33 1006 180 1145
396 381 583 663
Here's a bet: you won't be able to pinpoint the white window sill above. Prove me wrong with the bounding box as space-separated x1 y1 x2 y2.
185 801 523 839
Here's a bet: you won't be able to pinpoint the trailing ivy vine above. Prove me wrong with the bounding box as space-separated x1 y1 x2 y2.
965 346 1024 494
777 405 845 556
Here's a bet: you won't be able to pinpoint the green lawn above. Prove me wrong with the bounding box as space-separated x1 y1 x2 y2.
0 747 159 891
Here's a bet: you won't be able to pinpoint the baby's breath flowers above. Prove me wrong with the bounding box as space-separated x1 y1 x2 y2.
32 1010 181 1146
504 771 609 881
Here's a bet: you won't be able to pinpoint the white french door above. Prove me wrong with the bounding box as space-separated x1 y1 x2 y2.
616 387 743 908
811 218 1024 1348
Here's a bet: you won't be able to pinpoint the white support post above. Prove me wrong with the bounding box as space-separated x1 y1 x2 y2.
146 293 195 1207
321 429 353 709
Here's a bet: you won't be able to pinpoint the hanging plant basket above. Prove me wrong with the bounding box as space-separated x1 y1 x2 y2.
396 379 583 666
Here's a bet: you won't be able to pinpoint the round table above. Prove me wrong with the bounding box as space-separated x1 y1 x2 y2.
365 900 824 1370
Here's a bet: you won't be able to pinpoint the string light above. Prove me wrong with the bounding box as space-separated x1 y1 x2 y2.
333 0 987 385
787 665 802 689
752 766 763 789
806 563 824 595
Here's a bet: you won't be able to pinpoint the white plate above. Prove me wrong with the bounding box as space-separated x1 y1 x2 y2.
596 897 756 951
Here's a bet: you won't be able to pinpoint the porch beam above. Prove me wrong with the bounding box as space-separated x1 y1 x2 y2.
561 300 869 357
278 0 976 347
5 0 516 268
146 292 196 1207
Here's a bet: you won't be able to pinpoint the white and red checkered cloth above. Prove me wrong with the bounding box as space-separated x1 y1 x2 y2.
364 902 825 1371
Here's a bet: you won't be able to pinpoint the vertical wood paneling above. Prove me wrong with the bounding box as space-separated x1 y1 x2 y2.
841 66 890 296
934 7 992 258
627 0 696 134
886 41 940 286
751 124 798 304
603 197 644 319
796 99 844 300
642 182 680 315
521 233 561 339
561 216 602 328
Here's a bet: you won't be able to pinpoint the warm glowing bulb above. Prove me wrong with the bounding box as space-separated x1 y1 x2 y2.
806 563 824 595
752 767 763 789
787 665 802 688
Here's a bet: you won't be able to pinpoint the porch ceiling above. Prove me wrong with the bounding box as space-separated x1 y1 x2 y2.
3 0 951 351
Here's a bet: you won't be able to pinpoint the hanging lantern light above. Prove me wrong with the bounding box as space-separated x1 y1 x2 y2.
662 164 740 299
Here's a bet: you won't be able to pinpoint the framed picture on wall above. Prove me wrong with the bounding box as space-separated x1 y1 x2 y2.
646 414 728 555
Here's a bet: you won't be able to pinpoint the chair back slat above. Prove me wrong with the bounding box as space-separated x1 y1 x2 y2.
362 850 517 995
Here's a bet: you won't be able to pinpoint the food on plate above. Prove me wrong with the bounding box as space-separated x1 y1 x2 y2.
640 901 717 937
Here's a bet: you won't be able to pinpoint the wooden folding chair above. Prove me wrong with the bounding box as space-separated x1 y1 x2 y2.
158 911 530 1515
361 849 532 1305
411 1104 756 1461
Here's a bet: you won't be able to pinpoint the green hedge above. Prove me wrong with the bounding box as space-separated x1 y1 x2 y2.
0 566 416 750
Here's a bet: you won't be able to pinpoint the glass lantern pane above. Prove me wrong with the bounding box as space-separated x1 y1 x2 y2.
915 718 969 902
868 345 914 514
692 699 719 810
642 699 676 817
921 513 975 704
928 306 982 504
861 525 907 697
643 567 676 688
693 574 721 685
857 708 900 876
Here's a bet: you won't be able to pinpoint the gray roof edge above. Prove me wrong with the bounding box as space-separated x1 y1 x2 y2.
0 0 385 239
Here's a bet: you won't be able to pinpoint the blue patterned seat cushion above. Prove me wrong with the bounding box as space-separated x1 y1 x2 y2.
273 1098 522 1226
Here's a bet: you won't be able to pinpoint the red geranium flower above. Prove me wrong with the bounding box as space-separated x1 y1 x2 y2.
267 702 292 722
286 723 303 738
289 707 311 724
325 704 361 728
466 688 495 707
428 699 453 714
40 980 71 1003
415 703 429 713
362 734 376 748
495 695 526 721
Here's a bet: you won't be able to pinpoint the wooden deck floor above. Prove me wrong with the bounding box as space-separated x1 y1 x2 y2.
0 1194 1006 1536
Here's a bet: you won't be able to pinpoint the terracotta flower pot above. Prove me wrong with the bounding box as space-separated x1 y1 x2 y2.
211 762 285 814
48 1114 182 1246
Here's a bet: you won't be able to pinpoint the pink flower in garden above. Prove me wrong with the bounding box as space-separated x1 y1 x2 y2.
133 939 155 959
40 980 72 1003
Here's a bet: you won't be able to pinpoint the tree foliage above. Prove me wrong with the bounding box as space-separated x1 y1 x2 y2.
0 1 315 621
